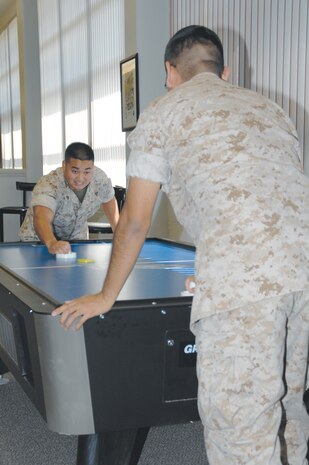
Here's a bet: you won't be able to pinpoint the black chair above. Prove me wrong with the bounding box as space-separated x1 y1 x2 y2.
88 185 126 235
114 185 126 212
0 181 36 242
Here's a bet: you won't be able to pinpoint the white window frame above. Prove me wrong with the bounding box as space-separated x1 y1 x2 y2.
0 17 22 170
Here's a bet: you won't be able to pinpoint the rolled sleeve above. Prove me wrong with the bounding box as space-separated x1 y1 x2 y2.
31 192 57 213
30 169 62 213
126 98 171 191
126 151 170 188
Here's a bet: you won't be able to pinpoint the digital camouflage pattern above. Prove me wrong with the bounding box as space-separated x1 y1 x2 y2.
19 166 114 241
127 72 309 327
127 71 309 465
195 292 309 465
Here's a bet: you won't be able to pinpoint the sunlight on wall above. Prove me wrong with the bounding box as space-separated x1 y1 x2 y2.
38 0 126 185
65 109 89 147
42 92 126 187
92 91 126 186
2 132 13 168
42 112 62 172
92 92 124 148
12 129 22 168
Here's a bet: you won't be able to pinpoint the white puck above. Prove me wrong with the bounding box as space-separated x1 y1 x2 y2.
56 252 77 260
181 290 194 296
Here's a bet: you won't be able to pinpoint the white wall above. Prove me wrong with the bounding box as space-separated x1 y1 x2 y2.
123 0 170 239
0 0 42 241
0 173 28 241
137 0 194 242
16 0 43 181
135 0 169 112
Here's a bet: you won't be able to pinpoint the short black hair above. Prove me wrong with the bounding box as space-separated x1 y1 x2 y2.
164 25 224 77
64 142 94 162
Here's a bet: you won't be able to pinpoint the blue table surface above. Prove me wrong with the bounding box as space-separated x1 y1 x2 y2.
0 240 195 304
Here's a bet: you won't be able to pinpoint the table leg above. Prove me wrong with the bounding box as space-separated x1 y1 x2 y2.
0 358 8 375
0 212 3 242
77 434 99 465
20 211 27 225
76 427 150 465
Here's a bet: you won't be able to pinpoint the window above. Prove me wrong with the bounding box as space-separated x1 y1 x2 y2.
0 17 22 169
37 0 126 186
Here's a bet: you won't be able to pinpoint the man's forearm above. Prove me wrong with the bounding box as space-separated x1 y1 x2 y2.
102 198 119 232
34 216 57 247
33 206 70 254
99 177 160 305
99 208 149 307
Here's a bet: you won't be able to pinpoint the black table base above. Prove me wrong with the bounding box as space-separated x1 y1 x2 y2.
77 428 150 465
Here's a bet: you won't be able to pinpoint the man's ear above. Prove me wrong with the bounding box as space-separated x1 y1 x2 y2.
165 61 173 90
221 65 230 81
165 61 183 90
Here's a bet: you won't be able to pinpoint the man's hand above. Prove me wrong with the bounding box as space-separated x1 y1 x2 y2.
52 292 111 331
47 240 71 254
185 275 196 293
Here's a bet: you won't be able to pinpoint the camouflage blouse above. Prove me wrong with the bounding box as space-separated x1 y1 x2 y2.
127 72 309 327
19 166 114 241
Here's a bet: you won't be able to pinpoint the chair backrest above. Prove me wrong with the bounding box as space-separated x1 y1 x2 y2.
114 185 126 212
16 182 36 207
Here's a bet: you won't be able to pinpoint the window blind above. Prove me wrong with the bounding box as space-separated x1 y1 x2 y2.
170 0 309 173
0 17 22 169
37 0 126 186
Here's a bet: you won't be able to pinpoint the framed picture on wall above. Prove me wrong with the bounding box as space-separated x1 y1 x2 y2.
120 53 139 132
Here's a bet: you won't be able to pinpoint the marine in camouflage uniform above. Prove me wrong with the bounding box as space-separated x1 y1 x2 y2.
19 165 114 241
126 30 309 465
51 26 309 465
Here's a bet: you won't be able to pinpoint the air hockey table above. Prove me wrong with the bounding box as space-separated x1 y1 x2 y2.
0 238 199 465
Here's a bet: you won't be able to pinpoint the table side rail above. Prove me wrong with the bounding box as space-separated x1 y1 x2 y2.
0 264 59 315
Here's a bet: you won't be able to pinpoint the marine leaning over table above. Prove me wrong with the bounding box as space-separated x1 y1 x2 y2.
19 142 119 255
53 26 309 465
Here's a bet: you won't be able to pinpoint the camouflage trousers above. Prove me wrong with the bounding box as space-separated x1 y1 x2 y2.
194 291 309 465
